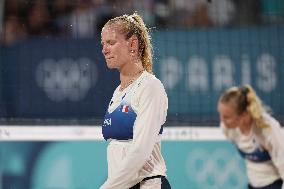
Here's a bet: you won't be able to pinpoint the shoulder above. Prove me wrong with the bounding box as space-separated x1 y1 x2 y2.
257 113 284 153
131 72 168 111
255 112 282 143
256 113 282 136
139 72 166 93
132 72 168 105
262 112 281 129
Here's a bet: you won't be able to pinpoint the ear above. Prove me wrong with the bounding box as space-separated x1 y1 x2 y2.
128 35 139 53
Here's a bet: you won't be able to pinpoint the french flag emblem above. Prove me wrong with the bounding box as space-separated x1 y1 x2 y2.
121 105 129 113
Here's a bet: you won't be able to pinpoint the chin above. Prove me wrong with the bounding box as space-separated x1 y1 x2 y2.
106 62 115 69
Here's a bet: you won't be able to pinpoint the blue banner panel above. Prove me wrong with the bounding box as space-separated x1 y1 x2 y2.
2 38 119 119
1 26 283 125
152 26 284 124
0 45 6 116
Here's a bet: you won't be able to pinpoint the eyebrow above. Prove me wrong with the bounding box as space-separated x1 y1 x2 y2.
103 39 116 44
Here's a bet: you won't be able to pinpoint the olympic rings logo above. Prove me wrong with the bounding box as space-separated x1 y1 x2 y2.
36 58 98 102
186 148 247 189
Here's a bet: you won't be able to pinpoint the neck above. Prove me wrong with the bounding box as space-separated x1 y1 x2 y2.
119 64 144 91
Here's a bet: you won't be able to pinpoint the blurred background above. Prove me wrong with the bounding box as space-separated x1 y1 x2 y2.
0 0 283 188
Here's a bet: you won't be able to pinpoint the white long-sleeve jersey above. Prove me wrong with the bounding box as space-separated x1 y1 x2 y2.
100 71 168 189
221 113 284 188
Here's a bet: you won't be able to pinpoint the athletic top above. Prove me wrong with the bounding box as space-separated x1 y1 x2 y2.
221 113 284 188
101 71 168 189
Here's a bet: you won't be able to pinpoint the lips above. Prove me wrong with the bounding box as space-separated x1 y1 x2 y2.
106 57 114 60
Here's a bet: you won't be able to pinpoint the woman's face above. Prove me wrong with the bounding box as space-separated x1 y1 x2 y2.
218 101 242 129
101 25 131 70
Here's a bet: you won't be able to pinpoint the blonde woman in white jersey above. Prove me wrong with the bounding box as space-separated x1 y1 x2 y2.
218 85 284 189
100 12 171 189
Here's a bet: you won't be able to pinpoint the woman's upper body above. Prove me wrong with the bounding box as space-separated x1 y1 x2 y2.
220 113 284 188
100 13 168 189
218 85 284 188
102 70 168 189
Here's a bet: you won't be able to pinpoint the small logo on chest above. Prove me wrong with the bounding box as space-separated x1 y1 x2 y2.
121 105 129 113
103 118 112 126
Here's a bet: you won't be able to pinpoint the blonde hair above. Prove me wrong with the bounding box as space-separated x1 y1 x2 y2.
219 85 269 128
103 12 153 73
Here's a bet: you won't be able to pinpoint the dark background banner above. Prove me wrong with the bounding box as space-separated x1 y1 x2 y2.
1 38 119 121
0 44 6 117
153 26 284 125
0 27 283 125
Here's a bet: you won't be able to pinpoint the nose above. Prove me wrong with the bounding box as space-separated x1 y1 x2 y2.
102 45 109 56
